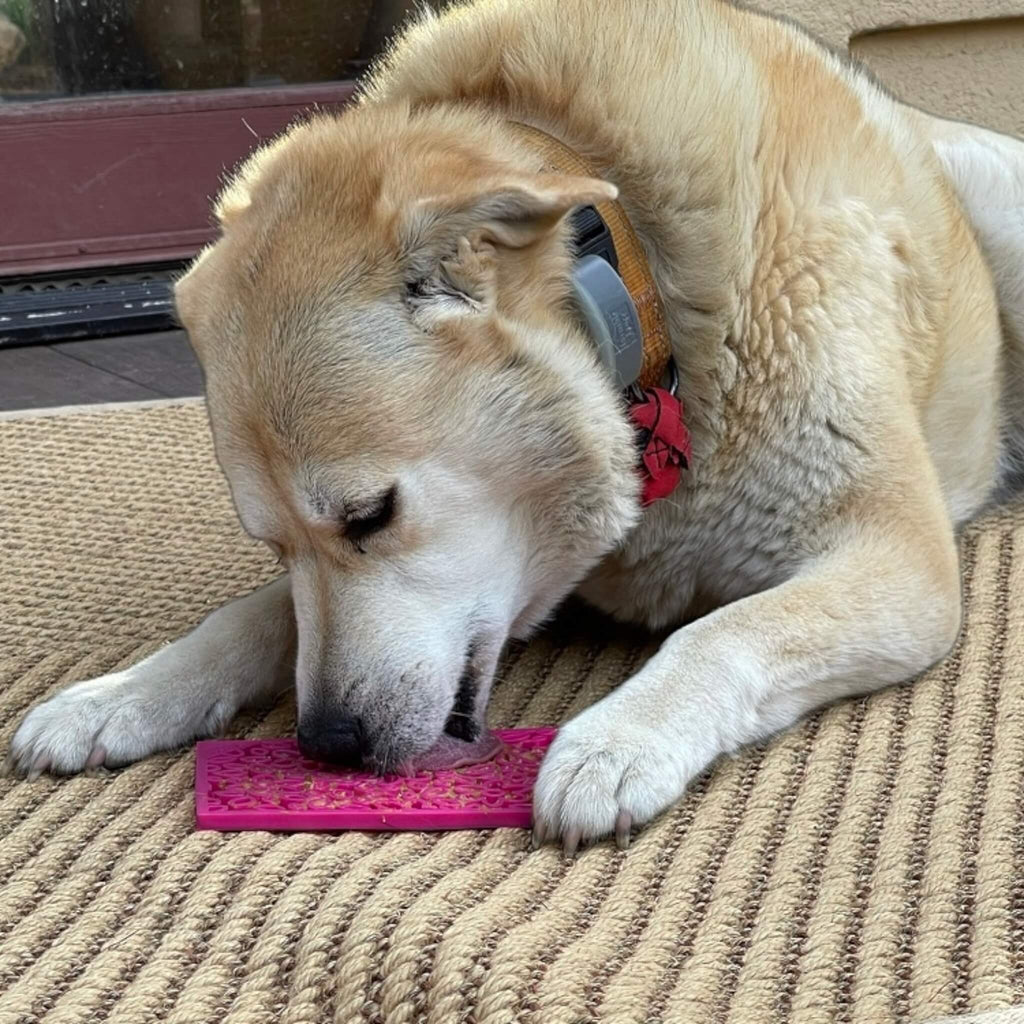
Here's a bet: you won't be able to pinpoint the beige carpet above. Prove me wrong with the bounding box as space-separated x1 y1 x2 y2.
2 401 1024 1024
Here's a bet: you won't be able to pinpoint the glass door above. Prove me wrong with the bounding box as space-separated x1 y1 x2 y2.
0 0 416 275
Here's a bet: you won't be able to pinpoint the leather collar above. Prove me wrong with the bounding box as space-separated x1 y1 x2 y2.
508 121 673 392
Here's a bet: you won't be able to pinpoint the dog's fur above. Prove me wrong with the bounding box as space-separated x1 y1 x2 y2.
9 0 1024 850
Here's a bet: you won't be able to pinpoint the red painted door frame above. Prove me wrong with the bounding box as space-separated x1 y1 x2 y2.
0 82 355 276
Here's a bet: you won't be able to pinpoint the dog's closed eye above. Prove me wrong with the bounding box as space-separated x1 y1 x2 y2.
344 485 398 546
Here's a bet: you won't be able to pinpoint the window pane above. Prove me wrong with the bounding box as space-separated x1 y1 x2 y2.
0 0 416 101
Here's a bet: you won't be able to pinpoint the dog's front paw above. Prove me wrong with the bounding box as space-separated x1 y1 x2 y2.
531 706 691 856
6 673 148 778
5 669 228 778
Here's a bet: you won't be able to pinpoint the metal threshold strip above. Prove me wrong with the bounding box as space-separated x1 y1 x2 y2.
0 264 184 347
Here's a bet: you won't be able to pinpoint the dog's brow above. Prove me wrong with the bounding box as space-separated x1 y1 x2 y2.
306 482 333 518
302 474 389 524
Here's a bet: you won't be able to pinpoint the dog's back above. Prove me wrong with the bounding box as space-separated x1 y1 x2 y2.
921 116 1024 482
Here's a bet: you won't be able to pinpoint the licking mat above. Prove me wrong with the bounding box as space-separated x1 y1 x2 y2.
3 400 1024 1023
195 730 555 832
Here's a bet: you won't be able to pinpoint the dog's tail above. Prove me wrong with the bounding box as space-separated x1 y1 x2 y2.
927 116 1024 476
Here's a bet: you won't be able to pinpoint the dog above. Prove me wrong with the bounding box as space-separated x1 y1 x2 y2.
8 0 1024 855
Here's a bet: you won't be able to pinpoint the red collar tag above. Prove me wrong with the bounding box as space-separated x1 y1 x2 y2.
628 387 691 506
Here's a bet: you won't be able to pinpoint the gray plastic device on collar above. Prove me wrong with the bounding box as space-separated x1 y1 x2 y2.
568 205 645 392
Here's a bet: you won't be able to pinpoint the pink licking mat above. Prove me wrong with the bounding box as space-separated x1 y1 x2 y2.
195 727 556 832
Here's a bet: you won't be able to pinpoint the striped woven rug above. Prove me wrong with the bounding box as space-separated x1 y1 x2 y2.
2 400 1024 1024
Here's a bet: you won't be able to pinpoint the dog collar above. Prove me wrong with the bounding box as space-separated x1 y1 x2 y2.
508 121 673 391
508 121 691 504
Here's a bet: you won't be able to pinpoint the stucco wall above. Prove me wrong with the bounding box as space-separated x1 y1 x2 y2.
767 0 1024 137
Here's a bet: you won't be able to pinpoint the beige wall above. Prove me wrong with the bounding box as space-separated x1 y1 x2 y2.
767 0 1024 137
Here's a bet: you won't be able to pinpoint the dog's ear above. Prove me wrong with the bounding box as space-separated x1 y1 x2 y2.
413 173 618 249
407 237 498 330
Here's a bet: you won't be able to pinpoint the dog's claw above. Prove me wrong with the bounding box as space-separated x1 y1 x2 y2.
531 820 547 851
27 754 49 781
562 827 582 860
615 809 632 851
85 745 107 770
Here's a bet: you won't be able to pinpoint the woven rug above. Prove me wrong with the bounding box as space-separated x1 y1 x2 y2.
3 400 1024 1024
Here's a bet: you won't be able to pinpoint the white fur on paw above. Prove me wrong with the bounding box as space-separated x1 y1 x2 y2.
532 706 691 854
5 671 229 778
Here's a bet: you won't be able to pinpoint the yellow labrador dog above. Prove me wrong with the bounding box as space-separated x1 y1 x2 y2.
9 0 1024 854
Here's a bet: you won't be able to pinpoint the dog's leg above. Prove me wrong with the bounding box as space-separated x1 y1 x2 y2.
532 519 962 854
5 576 295 777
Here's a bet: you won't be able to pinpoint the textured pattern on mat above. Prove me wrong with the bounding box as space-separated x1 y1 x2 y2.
2 402 1024 1024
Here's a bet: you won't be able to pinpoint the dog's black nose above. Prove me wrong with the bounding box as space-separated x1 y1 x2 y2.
297 713 368 767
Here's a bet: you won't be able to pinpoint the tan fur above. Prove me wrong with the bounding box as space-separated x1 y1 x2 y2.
10 0 1024 850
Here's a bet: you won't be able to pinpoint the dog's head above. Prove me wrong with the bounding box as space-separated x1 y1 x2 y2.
174 103 641 772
